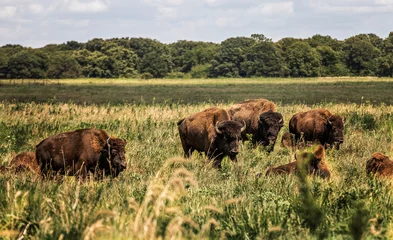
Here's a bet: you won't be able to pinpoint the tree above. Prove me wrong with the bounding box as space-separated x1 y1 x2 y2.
307 34 343 51
170 40 218 73
103 43 138 78
285 42 321 77
316 46 349 76
241 41 285 77
47 52 81 78
343 36 381 75
8 49 49 78
210 37 256 77
129 38 173 78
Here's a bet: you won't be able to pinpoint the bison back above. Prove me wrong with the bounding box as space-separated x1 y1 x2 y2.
36 129 109 175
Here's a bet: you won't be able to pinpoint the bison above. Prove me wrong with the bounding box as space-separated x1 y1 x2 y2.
0 152 40 174
228 99 284 152
177 107 246 169
366 152 393 177
289 108 345 150
36 128 127 179
266 145 331 179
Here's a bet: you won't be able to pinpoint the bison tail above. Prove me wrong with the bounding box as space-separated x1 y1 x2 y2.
177 118 185 126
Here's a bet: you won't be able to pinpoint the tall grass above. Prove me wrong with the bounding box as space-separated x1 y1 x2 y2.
1 98 393 239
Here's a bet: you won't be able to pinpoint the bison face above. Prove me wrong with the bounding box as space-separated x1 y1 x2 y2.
327 115 345 149
106 138 127 176
215 120 246 162
258 111 284 148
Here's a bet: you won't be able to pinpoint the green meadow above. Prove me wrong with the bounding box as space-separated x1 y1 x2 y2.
1 77 393 239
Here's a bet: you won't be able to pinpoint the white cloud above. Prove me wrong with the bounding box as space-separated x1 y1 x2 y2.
375 0 393 4
29 4 45 14
0 6 17 19
157 6 178 18
66 0 109 13
215 17 235 27
258 1 293 15
56 19 90 28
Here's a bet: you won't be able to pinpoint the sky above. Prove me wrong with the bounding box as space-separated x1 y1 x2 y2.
1 0 393 48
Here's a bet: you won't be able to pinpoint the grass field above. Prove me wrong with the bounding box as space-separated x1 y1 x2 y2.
1 78 393 239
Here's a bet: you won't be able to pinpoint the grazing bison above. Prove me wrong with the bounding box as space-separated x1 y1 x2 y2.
177 107 246 169
0 152 39 174
289 108 345 150
36 129 127 178
366 152 393 177
266 145 331 179
228 99 284 152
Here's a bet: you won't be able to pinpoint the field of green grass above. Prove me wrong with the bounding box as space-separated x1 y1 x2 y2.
1 78 393 239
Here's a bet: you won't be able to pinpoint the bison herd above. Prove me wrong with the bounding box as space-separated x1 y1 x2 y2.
1 98 391 180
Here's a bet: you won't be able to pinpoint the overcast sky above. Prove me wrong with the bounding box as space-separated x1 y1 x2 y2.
1 0 393 47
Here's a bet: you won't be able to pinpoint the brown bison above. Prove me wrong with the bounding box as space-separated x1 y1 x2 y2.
289 108 345 150
36 128 127 178
177 107 246 169
266 145 331 179
0 152 40 174
228 99 284 152
366 152 393 177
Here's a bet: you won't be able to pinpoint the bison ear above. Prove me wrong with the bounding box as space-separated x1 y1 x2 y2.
313 145 325 160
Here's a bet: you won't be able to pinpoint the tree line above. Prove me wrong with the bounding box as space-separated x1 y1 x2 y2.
0 33 392 79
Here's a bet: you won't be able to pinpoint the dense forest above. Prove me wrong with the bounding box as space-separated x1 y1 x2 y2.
0 33 392 79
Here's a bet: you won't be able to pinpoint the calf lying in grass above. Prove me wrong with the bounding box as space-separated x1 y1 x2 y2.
266 145 331 179
366 152 393 177
0 152 40 174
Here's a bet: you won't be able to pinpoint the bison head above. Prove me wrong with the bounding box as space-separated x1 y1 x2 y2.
258 111 284 149
327 115 345 149
103 137 127 177
214 120 246 162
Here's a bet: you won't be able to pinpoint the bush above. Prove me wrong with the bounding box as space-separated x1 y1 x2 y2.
190 64 211 78
140 72 153 80
164 71 189 79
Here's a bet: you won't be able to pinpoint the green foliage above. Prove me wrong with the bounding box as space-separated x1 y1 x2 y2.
1 33 391 79
241 41 286 77
8 49 49 79
286 42 321 77
343 36 381 76
189 64 211 78
210 37 256 77
47 52 81 79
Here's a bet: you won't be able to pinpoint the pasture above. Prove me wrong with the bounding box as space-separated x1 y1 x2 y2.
0 77 393 239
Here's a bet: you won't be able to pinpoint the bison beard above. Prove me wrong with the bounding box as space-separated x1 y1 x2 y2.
36 129 127 179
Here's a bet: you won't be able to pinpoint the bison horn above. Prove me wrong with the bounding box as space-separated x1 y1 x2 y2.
106 137 111 146
279 118 283 124
241 120 246 132
215 122 223 134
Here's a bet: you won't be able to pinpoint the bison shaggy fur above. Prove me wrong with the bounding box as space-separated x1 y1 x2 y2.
366 152 393 177
228 99 283 151
177 107 245 169
36 128 127 178
266 145 331 179
289 108 345 150
0 152 40 174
